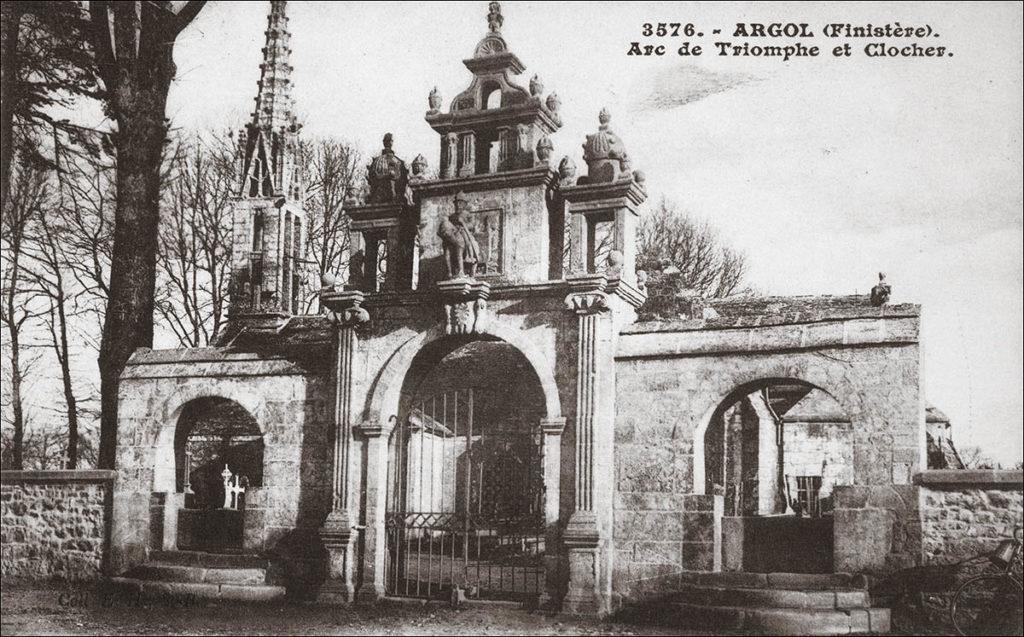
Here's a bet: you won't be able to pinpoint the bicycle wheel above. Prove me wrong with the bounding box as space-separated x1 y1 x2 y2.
951 573 1024 636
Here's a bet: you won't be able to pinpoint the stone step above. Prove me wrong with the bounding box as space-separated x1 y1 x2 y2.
667 603 890 635
107 577 287 604
148 550 268 570
126 563 267 585
670 584 870 610
676 571 868 591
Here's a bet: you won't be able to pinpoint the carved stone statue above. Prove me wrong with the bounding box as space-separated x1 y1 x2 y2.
428 86 442 113
367 133 413 205
443 133 459 178
871 272 891 306
529 74 544 97
487 1 503 33
411 154 428 179
558 156 577 186
545 92 561 113
437 192 482 279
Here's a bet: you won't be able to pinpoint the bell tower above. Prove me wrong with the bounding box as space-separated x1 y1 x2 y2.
229 0 307 317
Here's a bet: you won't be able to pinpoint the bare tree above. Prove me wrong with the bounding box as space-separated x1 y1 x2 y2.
84 0 207 468
638 197 749 298
301 138 362 313
156 132 234 347
0 156 48 468
1 1 100 210
25 208 85 468
958 446 998 470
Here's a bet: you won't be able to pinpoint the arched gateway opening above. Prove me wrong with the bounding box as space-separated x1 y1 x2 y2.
703 379 852 574
173 397 264 551
384 337 548 601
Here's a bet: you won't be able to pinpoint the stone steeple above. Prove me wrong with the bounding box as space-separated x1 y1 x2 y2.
229 0 307 319
236 0 302 201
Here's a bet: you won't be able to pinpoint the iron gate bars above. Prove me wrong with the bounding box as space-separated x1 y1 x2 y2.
385 388 546 600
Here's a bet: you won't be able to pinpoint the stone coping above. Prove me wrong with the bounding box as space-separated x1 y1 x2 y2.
1 469 117 484
914 470 1023 488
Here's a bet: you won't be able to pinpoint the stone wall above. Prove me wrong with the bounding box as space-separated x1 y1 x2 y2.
918 470 1023 566
1 470 115 580
611 310 922 606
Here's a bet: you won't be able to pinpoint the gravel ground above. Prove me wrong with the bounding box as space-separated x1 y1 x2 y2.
0 582 712 636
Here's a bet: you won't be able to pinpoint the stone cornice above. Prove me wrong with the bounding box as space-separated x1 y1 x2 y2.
561 178 647 209
914 470 1023 488
412 166 556 197
426 102 560 136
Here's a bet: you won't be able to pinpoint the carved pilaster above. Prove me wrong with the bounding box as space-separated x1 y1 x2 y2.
436 278 491 335
355 417 396 603
563 274 612 615
318 290 369 603
539 417 566 609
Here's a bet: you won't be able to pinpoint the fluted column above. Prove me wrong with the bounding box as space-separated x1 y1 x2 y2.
318 290 368 603
562 274 613 615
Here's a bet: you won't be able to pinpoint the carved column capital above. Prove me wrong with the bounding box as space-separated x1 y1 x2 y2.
436 278 491 335
539 417 567 436
322 289 370 328
357 417 396 439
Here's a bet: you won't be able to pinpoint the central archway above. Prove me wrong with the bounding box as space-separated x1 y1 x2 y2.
384 336 550 601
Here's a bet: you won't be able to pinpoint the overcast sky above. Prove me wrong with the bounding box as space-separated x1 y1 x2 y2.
155 1 1023 464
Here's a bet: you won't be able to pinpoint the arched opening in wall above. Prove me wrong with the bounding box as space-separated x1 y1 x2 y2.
482 81 502 110
173 397 264 551
703 379 851 574
385 337 547 601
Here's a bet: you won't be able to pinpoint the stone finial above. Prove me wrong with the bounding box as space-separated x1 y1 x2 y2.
870 272 891 306
428 86 442 113
411 153 428 178
582 108 632 183
606 250 624 276
536 135 553 163
487 1 503 34
558 156 578 186
320 272 338 289
530 74 544 97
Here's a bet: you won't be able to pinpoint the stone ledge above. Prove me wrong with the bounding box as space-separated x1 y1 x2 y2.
1 470 117 484
913 470 1023 488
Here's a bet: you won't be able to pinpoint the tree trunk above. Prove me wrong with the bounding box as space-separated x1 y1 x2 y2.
4 243 25 469
95 2 190 469
0 3 22 210
54 290 79 469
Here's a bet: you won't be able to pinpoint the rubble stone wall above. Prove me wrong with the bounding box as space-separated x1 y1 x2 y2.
918 470 1023 565
1 470 115 580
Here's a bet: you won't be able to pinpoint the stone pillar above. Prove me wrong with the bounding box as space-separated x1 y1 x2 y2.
563 274 615 615
319 291 369 603
356 417 395 602
540 416 566 608
161 492 182 551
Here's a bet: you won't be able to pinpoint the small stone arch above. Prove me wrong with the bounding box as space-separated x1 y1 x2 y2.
692 369 860 498
152 383 268 494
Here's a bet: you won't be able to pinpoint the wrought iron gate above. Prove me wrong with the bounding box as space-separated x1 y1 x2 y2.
385 388 546 600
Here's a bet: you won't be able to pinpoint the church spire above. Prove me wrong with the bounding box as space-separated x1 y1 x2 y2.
251 0 295 131
237 0 301 200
